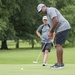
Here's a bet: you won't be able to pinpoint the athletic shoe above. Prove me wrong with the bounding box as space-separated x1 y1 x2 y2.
42 62 48 66
50 63 64 69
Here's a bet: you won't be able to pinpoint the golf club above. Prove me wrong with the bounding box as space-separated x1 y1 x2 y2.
33 39 49 64
33 52 42 64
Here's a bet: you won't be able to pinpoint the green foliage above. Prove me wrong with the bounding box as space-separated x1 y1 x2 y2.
0 0 75 47
61 5 75 46
56 0 75 9
0 19 7 39
0 0 20 40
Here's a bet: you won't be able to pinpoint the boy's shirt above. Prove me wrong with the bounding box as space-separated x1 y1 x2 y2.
37 24 52 43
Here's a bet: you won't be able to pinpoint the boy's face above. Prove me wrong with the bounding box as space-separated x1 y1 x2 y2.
43 19 48 24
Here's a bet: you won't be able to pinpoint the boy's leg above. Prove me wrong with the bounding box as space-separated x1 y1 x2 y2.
43 50 48 63
42 43 51 66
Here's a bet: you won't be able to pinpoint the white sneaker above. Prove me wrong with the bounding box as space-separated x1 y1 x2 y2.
42 62 48 66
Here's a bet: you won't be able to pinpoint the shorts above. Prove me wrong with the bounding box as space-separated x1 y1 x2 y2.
56 29 69 45
41 43 52 52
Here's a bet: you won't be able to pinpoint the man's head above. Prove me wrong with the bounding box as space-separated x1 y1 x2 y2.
37 4 47 13
42 16 48 24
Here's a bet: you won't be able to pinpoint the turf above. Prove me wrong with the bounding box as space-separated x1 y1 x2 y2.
0 48 75 64
0 47 75 75
0 64 75 75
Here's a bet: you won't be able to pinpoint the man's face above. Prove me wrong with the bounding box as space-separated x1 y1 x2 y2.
40 6 46 14
43 19 48 24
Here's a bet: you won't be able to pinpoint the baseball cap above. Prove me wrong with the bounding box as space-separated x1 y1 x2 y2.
37 4 45 13
42 16 47 20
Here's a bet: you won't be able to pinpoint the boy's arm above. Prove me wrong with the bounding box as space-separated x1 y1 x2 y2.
36 30 42 39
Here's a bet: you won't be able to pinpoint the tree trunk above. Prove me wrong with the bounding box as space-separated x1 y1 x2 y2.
1 40 8 50
31 38 34 49
16 39 19 48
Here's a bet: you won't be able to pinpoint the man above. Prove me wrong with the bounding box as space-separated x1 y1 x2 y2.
36 16 55 66
37 4 71 69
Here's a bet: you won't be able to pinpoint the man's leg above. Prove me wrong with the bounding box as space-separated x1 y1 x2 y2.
50 30 69 68
56 44 63 64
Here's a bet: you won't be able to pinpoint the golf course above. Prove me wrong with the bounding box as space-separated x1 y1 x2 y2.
0 0 75 75
0 46 75 75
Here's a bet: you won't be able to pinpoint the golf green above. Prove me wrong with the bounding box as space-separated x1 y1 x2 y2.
0 64 75 75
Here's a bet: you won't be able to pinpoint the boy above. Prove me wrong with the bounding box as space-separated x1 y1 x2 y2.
36 16 55 66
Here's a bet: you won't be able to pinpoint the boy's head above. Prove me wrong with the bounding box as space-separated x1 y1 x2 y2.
42 16 48 24
37 4 47 13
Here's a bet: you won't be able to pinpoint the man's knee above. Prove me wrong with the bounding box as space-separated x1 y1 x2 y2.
56 44 62 48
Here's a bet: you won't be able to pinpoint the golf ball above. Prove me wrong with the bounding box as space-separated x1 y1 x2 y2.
21 68 24 70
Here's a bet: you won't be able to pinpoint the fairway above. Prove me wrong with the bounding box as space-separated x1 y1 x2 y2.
0 64 75 75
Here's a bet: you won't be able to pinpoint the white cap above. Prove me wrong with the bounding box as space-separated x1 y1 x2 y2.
37 4 45 12
42 16 47 20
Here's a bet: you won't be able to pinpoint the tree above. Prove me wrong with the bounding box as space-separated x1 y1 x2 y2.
0 0 20 49
11 0 40 48
60 5 75 46
56 0 75 9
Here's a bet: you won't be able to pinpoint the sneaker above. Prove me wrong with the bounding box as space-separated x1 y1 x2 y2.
42 62 48 66
50 63 64 69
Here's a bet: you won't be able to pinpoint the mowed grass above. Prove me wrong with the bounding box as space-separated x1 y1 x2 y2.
0 64 75 75
0 40 75 75
0 48 75 75
0 48 75 64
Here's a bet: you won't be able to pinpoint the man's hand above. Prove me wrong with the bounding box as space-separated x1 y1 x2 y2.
47 32 53 39
51 39 54 43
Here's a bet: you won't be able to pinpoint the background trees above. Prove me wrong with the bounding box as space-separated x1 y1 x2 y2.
0 0 75 49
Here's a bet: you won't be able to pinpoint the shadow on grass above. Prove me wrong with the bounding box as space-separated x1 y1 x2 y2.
0 47 41 51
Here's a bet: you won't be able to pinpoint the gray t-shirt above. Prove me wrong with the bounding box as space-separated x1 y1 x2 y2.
37 24 52 43
46 7 71 33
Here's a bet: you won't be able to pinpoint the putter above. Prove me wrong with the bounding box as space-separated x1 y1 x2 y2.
33 52 42 64
33 39 49 64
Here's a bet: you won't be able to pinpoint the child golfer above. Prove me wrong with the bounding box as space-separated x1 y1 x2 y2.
36 16 55 66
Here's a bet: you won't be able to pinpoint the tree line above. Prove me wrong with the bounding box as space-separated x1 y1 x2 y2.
0 0 75 49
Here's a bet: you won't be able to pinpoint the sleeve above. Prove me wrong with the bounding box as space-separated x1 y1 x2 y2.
48 8 57 19
36 25 43 32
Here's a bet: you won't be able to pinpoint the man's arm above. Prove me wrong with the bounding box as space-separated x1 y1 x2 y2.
50 16 58 33
51 32 56 43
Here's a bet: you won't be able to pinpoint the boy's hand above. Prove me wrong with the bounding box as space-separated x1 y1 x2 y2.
39 36 42 39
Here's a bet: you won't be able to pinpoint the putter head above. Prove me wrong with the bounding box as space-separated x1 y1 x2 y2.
33 61 38 64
